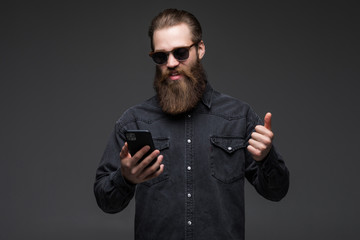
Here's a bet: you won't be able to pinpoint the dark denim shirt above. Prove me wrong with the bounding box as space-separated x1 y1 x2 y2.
94 83 289 240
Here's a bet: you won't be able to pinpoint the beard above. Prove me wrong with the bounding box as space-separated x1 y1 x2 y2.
153 59 207 115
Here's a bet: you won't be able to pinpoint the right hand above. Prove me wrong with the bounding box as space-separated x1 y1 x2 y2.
120 142 164 184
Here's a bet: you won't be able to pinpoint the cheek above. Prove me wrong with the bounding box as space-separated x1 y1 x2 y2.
185 54 199 66
157 65 167 76
182 58 197 71
161 65 169 72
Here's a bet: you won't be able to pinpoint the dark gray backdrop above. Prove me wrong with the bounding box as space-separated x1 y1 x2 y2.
1 1 359 239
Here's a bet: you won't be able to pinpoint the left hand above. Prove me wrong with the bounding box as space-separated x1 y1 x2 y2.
247 112 274 161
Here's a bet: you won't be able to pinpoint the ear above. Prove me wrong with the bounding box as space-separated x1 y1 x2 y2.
197 40 205 59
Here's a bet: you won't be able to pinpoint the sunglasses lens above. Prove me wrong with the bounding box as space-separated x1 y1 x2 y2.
152 52 167 64
150 45 193 64
173 48 189 61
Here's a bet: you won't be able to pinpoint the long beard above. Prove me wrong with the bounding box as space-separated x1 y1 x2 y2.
153 60 207 115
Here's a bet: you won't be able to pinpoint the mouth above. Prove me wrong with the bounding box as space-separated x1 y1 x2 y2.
169 71 182 81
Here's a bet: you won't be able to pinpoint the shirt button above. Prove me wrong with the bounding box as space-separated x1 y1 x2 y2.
187 139 191 143
188 221 192 225
187 166 191 171
228 146 232 151
188 114 191 118
187 193 192 198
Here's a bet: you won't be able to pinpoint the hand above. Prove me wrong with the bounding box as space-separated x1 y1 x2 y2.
247 112 274 161
120 142 164 184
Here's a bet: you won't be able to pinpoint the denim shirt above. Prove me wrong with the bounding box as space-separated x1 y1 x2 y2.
94 83 289 240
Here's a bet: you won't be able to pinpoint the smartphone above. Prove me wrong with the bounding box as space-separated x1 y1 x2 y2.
125 130 157 167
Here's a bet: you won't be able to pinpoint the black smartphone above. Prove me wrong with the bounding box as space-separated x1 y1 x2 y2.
125 130 157 166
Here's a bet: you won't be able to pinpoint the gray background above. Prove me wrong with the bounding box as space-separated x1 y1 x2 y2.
1 0 359 239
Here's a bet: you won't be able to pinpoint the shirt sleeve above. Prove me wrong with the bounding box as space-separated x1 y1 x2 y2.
244 108 290 201
93 126 136 213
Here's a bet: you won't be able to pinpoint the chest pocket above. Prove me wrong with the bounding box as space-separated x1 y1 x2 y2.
210 136 246 183
141 138 170 187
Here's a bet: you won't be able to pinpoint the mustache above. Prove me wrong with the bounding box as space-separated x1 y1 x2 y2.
158 67 191 81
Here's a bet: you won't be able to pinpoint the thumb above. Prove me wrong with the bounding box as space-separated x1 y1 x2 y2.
120 142 130 159
264 112 272 130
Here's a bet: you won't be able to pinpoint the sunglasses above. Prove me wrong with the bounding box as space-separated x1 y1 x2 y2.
149 42 199 65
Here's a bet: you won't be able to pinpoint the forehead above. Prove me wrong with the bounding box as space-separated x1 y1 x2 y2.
153 23 193 51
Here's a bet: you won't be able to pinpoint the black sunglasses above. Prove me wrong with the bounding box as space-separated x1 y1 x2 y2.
149 42 199 65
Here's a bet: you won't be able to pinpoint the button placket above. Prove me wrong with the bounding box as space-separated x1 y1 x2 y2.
185 113 194 238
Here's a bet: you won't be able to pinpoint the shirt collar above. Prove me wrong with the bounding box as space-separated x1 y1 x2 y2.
201 81 213 109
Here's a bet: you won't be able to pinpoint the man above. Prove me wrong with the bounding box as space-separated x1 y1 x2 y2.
94 8 289 240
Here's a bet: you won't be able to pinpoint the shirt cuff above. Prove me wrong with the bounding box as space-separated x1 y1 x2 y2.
111 169 136 192
256 147 279 176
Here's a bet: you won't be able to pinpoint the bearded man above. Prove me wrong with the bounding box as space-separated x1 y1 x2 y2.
94 8 289 240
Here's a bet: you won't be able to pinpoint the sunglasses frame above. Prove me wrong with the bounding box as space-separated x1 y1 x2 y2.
149 42 199 65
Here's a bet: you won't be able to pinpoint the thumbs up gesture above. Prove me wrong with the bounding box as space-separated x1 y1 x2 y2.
247 112 274 161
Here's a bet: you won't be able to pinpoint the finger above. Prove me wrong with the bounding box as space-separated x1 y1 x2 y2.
248 138 267 152
143 164 165 182
139 155 163 180
120 142 129 159
264 112 272 130
131 145 151 166
251 131 273 145
130 147 158 177
254 125 274 139
137 149 160 170
247 145 262 160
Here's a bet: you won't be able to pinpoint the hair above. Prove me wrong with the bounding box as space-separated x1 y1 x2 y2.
148 9 202 51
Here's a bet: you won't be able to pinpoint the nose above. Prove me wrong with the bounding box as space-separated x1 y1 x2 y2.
166 53 180 68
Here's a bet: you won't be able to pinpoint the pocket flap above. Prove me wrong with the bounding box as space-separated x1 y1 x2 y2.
153 138 170 150
210 136 246 153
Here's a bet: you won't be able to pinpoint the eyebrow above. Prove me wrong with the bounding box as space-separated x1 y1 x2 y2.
153 43 194 52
